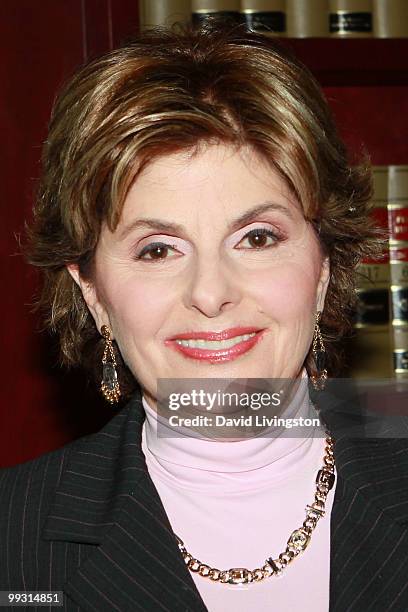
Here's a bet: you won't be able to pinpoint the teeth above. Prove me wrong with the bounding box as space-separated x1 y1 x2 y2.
175 333 256 350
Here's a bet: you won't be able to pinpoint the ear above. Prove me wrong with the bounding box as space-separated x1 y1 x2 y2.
316 256 330 312
66 264 109 334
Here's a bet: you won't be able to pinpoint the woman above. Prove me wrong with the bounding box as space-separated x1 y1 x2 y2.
1 21 407 612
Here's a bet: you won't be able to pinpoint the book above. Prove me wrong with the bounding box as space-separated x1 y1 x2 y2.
139 0 191 29
192 0 242 26
373 0 408 38
241 0 286 37
388 165 408 380
348 166 393 378
287 0 329 38
329 0 373 37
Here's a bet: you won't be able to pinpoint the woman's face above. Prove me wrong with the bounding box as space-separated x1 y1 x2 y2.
71 144 330 409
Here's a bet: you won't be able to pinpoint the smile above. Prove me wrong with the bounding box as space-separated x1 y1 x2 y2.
176 333 255 349
164 328 265 363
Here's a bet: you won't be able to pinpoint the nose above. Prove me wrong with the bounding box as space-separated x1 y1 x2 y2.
185 256 242 318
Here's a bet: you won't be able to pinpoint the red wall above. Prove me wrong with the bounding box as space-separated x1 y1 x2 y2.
327 86 408 166
0 0 139 467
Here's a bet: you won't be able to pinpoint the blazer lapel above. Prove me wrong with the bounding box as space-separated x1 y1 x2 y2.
42 388 208 612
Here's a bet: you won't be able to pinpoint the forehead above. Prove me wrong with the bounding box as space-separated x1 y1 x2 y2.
119 143 303 222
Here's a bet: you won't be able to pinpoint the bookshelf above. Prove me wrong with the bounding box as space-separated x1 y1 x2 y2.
276 38 408 378
278 38 408 167
280 38 408 86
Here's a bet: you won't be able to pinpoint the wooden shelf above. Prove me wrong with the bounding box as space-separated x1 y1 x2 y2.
277 38 408 86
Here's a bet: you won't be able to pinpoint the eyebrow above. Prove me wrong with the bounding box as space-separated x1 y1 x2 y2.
118 201 294 240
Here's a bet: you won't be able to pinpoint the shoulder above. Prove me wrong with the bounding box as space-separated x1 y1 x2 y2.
0 433 102 592
0 434 89 530
0 395 140 535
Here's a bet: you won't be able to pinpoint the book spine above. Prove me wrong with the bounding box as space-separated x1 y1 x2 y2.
241 0 286 37
388 165 408 380
350 166 393 378
329 0 373 37
192 0 242 26
139 0 191 29
373 0 408 38
286 0 329 38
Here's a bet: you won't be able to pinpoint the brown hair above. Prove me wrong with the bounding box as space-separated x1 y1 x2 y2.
27 21 381 395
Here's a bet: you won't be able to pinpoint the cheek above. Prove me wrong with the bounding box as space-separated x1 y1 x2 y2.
251 262 319 320
101 275 172 341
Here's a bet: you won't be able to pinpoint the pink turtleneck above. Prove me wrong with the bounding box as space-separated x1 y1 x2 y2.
140 371 336 611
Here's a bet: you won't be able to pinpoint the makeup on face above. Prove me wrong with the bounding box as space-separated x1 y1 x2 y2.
85 144 329 409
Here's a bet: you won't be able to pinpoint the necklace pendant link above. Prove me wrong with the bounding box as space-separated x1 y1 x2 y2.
265 558 281 575
208 568 221 581
188 558 201 572
287 528 310 552
226 568 253 584
316 468 335 491
253 568 266 581
306 503 325 519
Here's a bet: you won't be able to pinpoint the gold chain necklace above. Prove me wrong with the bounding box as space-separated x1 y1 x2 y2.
175 432 335 586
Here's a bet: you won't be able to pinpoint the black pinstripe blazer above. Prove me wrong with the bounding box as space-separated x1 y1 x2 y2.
1 387 408 612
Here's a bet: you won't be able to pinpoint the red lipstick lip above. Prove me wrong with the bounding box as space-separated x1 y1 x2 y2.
166 327 264 341
164 329 266 364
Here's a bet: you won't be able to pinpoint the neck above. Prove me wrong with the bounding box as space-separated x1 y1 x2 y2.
140 369 323 491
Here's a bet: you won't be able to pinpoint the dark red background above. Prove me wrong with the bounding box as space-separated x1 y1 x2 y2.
1 3 407 467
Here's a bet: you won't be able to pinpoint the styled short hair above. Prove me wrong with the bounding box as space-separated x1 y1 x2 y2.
27 21 380 394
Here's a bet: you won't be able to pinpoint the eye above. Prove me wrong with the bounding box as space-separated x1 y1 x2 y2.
236 227 282 249
136 241 179 262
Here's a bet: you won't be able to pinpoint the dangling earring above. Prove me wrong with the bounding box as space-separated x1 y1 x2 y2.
310 311 328 391
100 325 121 404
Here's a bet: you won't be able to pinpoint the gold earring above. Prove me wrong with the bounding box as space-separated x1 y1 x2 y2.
100 325 121 404
310 311 328 391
